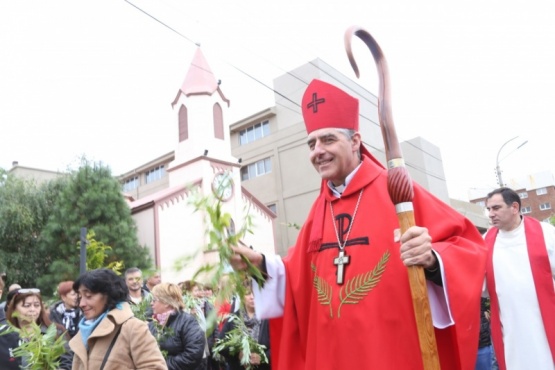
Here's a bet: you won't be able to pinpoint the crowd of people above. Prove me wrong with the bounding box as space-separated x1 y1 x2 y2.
2 79 554 370
0 267 268 370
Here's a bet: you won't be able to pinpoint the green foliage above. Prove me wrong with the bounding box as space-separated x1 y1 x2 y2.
81 230 124 273
0 322 67 370
212 315 268 370
149 319 174 359
187 187 266 294
129 295 153 322
0 173 62 290
37 158 152 294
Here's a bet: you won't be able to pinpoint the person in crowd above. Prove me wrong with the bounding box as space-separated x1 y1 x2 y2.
0 288 72 370
484 187 555 370
0 283 21 313
148 282 206 370
69 268 167 369
143 270 162 293
476 297 492 370
125 267 151 305
182 280 207 330
218 287 270 370
230 79 487 370
49 280 82 338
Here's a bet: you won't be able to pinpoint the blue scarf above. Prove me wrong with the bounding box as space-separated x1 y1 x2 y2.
78 311 108 348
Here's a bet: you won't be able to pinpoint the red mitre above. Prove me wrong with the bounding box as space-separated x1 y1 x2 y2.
301 79 359 134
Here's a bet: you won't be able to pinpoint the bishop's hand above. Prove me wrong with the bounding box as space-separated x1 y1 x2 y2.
395 226 437 270
229 244 266 287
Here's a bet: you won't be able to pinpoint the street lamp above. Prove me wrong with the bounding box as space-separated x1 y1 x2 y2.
495 136 528 187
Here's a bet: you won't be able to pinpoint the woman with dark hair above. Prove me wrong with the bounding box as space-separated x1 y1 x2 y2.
49 280 82 338
0 288 72 370
69 268 167 370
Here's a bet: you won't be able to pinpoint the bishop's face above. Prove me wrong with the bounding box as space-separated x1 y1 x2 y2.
307 128 361 186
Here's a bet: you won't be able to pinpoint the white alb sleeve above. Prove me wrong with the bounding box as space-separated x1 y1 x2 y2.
252 254 286 320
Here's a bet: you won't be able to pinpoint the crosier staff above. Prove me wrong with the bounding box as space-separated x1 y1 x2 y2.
344 26 440 370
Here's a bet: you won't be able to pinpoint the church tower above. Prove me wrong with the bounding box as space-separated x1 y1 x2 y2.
168 46 236 187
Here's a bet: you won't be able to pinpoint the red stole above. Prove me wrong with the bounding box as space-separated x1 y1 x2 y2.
485 216 555 370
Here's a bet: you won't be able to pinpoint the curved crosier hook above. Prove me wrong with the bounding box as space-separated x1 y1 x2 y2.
344 26 412 205
345 26 441 370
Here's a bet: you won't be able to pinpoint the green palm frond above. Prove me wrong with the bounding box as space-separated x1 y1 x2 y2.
311 263 333 318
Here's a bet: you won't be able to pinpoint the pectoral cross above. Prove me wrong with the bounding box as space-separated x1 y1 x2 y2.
333 249 350 285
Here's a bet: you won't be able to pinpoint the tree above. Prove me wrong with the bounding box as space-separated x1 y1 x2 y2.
37 159 152 294
0 173 60 289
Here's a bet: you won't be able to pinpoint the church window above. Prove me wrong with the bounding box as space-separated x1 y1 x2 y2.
213 103 224 139
179 105 189 142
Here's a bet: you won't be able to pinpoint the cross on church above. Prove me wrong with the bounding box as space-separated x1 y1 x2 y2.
307 93 325 113
333 249 350 285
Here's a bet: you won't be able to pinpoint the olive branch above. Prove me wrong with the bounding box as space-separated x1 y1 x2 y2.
212 315 268 370
337 250 390 318
0 321 67 370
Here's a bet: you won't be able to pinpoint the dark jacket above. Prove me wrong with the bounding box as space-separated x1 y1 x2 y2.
0 318 20 370
149 310 206 370
49 301 83 338
478 297 492 348
218 311 270 370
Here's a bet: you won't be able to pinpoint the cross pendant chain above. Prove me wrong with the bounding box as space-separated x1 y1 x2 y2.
329 189 364 285
334 249 350 284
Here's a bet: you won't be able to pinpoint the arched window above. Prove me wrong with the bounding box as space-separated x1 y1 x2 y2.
213 103 224 140
179 105 188 142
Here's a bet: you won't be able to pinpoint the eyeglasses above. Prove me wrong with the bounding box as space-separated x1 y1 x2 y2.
17 288 40 295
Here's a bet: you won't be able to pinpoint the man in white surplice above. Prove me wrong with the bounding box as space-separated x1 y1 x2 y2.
484 187 555 370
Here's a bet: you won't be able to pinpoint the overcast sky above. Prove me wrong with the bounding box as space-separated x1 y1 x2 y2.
1 0 554 201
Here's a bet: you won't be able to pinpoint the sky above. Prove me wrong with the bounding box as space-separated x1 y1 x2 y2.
1 0 555 201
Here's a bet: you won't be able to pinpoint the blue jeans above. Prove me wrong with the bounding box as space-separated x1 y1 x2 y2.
475 345 493 370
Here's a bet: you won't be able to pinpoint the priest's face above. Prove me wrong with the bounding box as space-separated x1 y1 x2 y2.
486 194 521 231
307 128 361 186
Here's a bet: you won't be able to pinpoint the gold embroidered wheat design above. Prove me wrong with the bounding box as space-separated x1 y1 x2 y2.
311 263 333 318
337 250 390 318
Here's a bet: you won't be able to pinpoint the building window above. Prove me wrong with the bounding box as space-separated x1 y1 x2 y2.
122 176 139 192
145 165 165 184
537 187 548 195
213 103 224 140
267 204 277 214
179 105 188 142
518 192 528 199
539 202 551 211
475 201 485 207
521 206 532 214
241 158 271 180
239 120 270 145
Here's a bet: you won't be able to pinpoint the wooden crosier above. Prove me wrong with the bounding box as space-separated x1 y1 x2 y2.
344 26 441 370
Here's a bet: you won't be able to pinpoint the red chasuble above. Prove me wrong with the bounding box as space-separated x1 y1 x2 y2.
485 216 555 370
269 155 486 370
